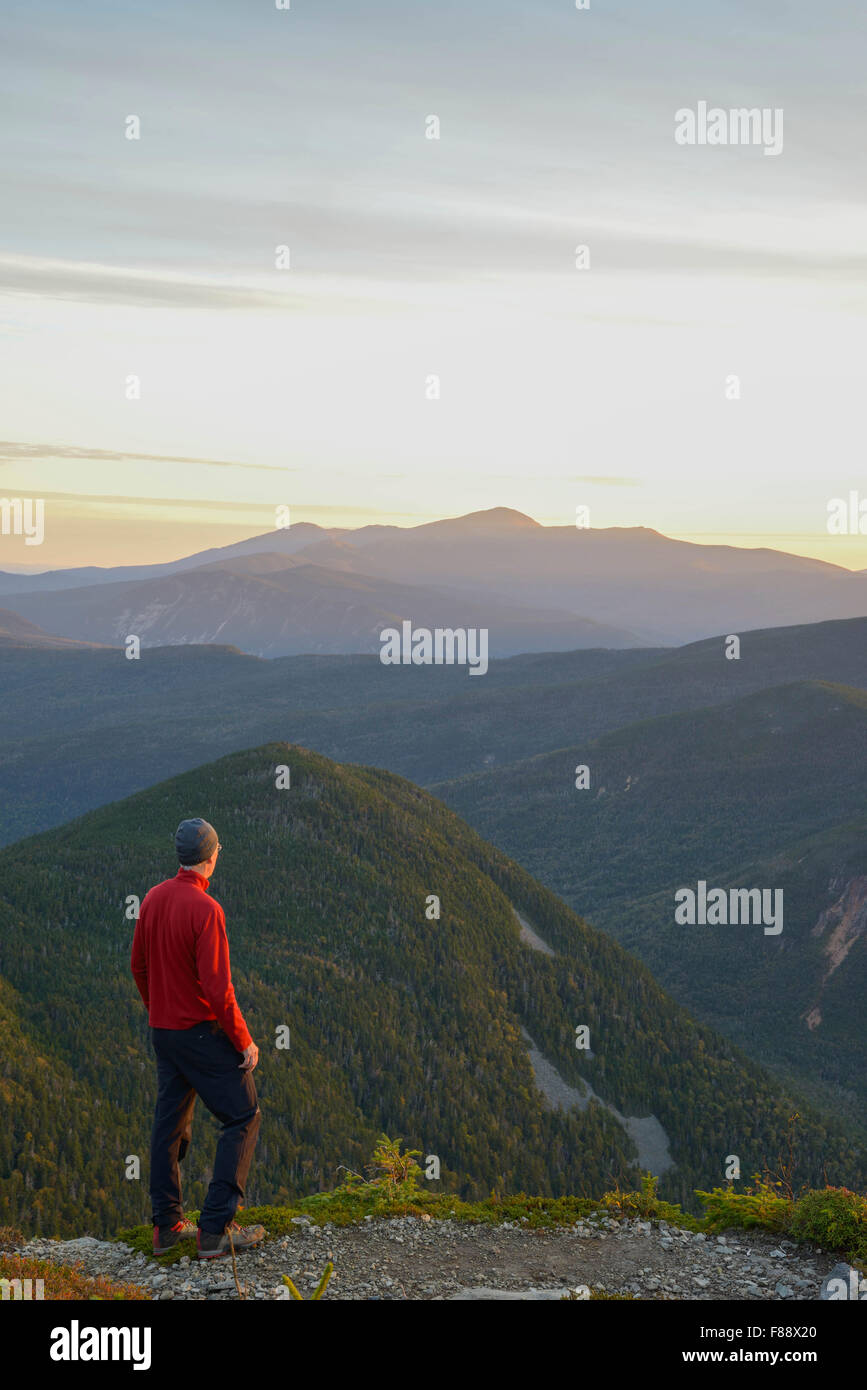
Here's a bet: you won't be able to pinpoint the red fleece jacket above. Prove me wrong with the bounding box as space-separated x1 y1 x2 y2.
130 869 252 1051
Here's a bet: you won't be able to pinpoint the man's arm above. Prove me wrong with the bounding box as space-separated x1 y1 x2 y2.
195 903 253 1053
130 901 149 1009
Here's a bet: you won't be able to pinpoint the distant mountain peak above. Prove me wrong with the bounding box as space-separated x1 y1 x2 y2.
428 507 541 530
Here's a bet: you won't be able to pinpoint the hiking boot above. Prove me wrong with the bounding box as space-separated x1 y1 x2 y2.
153 1219 198 1255
196 1221 266 1260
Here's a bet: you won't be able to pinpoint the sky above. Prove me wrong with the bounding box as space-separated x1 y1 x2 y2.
1 0 866 570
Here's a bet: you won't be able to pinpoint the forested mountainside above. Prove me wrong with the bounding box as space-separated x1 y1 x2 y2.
436 681 867 1134
0 744 863 1237
7 615 867 847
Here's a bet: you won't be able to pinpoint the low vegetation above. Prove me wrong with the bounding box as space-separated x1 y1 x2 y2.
699 1180 867 1269
6 1136 864 1299
110 1138 866 1284
0 1225 149 1300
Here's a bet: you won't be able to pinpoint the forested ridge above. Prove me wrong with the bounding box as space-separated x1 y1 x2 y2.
437 680 867 1133
7 614 867 849
0 743 863 1237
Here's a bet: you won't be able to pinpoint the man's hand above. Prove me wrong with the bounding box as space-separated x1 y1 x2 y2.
239 1041 259 1071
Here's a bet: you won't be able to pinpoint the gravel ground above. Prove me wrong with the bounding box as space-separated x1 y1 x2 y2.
12 1214 851 1301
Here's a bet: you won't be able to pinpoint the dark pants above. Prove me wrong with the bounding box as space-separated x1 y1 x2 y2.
149 1020 261 1234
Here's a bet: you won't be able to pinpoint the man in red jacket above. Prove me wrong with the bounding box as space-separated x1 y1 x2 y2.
131 817 264 1260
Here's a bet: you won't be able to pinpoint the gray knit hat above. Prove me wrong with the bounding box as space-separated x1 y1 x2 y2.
175 818 219 865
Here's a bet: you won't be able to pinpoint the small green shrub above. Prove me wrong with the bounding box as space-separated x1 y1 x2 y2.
789 1188 867 1268
366 1133 424 1198
598 1173 703 1230
696 1178 792 1234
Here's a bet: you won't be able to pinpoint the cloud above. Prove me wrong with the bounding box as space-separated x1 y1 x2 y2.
0 488 440 526
0 441 290 472
0 254 307 313
3 201 865 320
0 490 289 514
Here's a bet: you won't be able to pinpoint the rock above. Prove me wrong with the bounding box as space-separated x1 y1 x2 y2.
450 1287 568 1300
47 1237 101 1257
12 1211 847 1303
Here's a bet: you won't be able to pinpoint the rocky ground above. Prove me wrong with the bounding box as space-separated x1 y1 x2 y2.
12 1213 854 1300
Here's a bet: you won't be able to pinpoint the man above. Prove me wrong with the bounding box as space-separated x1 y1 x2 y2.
131 817 265 1260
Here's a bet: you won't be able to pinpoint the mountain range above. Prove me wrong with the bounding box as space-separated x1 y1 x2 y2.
3 502 867 1224
0 556 638 657
4 615 867 847
2 614 867 1148
2 507 867 652
1 743 861 1238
